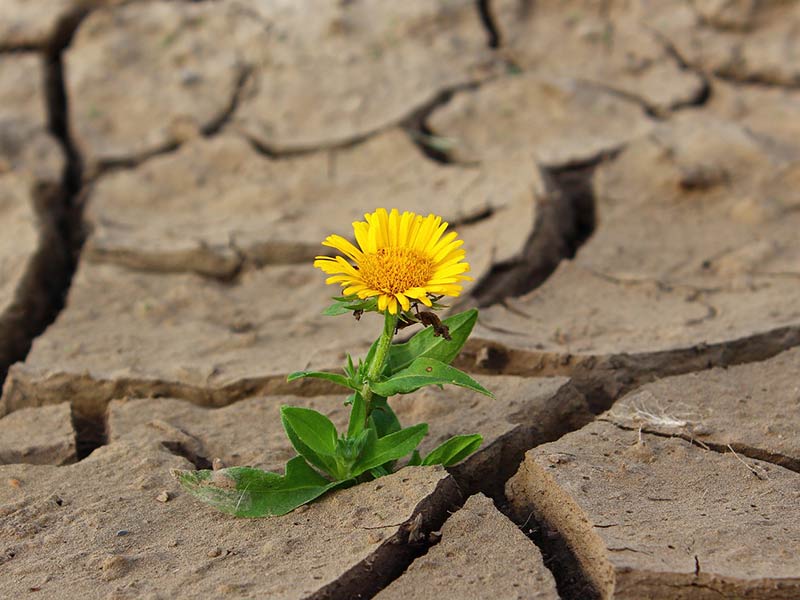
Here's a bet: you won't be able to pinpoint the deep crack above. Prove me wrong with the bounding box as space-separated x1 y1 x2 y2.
308 476 463 600
469 156 600 307
476 0 501 48
513 510 601 600
71 403 105 460
0 19 86 388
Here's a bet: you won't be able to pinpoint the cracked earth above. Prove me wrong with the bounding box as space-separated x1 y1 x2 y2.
1 1 799 598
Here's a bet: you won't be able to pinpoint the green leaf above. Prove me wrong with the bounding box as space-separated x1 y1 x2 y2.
322 302 354 316
370 396 401 437
323 295 379 316
407 449 422 467
286 370 355 390
173 457 343 517
281 406 340 477
352 423 428 476
371 357 494 398
281 406 337 455
422 434 483 467
369 465 391 479
387 309 478 373
347 391 367 438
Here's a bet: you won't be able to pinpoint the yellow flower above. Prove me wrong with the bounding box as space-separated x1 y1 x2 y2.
314 208 472 315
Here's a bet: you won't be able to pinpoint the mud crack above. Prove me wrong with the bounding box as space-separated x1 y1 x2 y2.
0 15 86 388
476 0 500 48
308 476 462 600
469 156 599 307
605 420 800 475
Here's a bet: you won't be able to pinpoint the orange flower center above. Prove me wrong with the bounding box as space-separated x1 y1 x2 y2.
359 247 434 294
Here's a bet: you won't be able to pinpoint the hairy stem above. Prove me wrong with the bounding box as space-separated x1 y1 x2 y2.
362 311 398 420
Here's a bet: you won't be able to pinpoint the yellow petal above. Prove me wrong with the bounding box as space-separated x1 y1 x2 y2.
398 210 414 247
322 234 363 262
423 221 449 254
395 293 410 312
388 208 400 247
353 222 371 253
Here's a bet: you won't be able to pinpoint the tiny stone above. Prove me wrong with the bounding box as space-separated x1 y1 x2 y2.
212 458 225 471
156 491 170 503
207 547 222 558
115 529 130 537
8 478 21 488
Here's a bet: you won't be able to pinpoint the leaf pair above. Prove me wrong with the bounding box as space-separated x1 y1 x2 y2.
281 406 428 481
287 309 484 395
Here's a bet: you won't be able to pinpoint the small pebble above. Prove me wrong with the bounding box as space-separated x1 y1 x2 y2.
7 478 21 488
156 491 171 503
207 547 222 558
115 530 130 537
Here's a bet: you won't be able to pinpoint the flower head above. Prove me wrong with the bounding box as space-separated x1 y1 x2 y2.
314 208 472 314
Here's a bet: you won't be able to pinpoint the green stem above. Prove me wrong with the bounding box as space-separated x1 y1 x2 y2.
361 310 398 420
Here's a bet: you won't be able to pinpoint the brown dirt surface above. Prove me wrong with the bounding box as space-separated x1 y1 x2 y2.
647 0 800 87
507 418 800 599
461 111 800 401
427 73 653 166
605 346 800 472
0 404 75 465
374 493 559 600
0 439 460 599
3 0 800 597
82 130 544 282
230 0 498 153
65 1 247 173
0 53 69 380
106 375 590 495
492 0 706 114
0 0 79 50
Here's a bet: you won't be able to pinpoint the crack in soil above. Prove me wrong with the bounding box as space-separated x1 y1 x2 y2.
458 320 800 414
469 155 600 307
0 16 86 389
403 85 479 165
476 0 500 49
242 77 496 162
604 419 800 474
200 65 252 138
648 23 800 94
305 475 462 600
646 25 714 113
495 425 607 600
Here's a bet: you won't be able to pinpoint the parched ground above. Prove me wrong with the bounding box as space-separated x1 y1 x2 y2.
1 1 799 598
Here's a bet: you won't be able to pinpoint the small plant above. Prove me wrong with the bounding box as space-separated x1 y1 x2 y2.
174 208 492 517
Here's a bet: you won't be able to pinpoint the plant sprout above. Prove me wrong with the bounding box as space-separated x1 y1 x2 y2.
174 208 492 517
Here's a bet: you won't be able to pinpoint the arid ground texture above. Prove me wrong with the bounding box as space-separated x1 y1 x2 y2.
1 1 799 598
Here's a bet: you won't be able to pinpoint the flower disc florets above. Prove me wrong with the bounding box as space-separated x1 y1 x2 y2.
314 208 472 314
